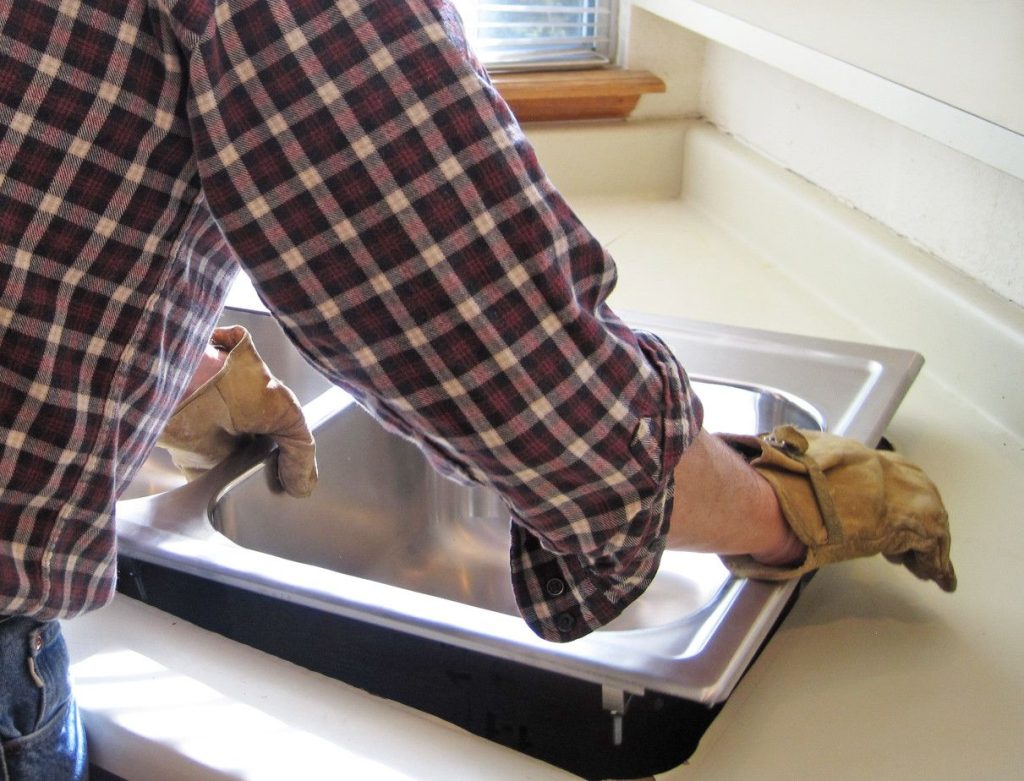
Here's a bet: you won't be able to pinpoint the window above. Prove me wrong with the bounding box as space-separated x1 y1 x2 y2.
451 0 617 71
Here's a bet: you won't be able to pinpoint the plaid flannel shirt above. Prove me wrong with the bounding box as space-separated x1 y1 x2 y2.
0 0 702 641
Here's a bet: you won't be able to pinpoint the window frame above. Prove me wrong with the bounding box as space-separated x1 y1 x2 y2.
452 0 619 72
449 0 663 123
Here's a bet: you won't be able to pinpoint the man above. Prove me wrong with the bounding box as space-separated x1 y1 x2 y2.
0 1 953 777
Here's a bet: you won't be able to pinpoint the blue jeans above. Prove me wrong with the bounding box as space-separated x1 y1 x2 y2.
0 616 87 780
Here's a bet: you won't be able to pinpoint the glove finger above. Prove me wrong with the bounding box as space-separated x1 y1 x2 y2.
273 435 318 498
259 384 317 497
884 545 957 592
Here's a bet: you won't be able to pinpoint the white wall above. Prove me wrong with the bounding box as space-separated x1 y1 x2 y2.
700 42 1024 308
694 0 1024 137
622 4 1024 309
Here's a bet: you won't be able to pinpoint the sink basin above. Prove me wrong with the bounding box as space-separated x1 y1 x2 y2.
115 303 922 778
211 378 820 630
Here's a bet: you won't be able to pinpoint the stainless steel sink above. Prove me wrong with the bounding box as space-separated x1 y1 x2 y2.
115 301 922 777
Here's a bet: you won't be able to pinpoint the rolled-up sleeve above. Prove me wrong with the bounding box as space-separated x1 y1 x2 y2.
175 0 703 640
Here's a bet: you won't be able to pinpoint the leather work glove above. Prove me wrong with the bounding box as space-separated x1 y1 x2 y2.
157 326 317 497
719 425 956 591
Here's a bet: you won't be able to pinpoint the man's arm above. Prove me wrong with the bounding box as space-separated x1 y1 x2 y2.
667 430 805 565
176 0 701 641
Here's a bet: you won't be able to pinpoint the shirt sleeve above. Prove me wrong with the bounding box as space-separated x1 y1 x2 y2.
175 0 703 641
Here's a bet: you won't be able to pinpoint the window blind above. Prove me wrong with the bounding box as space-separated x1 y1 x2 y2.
451 0 617 71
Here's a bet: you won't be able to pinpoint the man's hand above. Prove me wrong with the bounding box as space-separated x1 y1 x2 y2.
667 426 955 591
717 426 955 590
157 326 317 497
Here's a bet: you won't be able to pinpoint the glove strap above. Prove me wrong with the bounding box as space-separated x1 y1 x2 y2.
763 427 844 545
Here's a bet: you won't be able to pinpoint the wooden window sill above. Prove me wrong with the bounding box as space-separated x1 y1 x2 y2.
490 69 665 123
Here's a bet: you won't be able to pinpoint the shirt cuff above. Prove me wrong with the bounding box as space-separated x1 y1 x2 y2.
508 331 702 642
509 482 676 641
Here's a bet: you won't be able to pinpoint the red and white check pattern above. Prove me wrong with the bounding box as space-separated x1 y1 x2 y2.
0 0 701 641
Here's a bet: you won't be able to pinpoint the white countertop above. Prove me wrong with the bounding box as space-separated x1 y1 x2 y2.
65 122 1024 780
